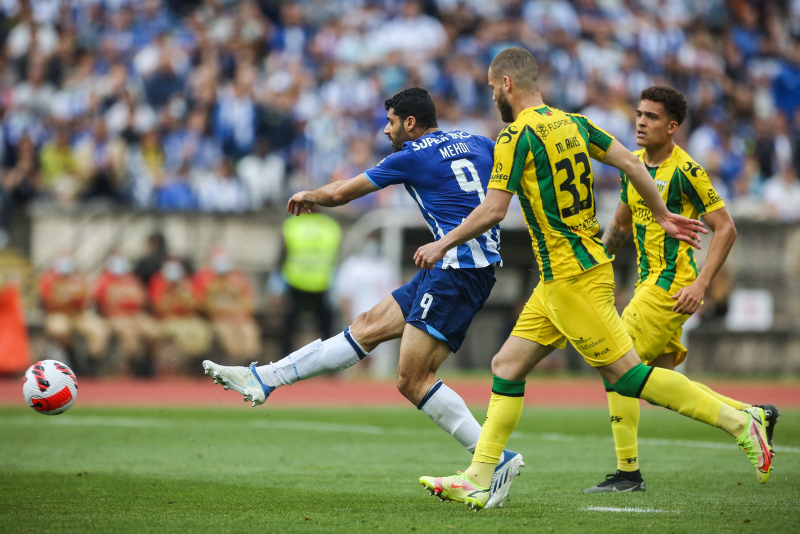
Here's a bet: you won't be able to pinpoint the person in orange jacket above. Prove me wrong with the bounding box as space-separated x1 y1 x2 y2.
148 257 211 372
0 274 32 375
95 253 160 375
39 254 109 372
193 248 261 364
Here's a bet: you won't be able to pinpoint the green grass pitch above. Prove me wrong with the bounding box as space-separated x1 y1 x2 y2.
1 404 798 533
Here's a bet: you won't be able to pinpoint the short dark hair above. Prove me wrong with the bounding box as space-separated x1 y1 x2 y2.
489 47 540 92
640 86 688 125
384 87 438 130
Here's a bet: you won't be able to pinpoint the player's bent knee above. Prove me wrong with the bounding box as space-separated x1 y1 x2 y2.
350 309 398 351
491 353 527 381
350 312 380 350
349 311 369 334
396 369 430 403
395 372 416 400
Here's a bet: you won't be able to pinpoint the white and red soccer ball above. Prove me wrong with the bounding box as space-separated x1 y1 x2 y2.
22 360 78 415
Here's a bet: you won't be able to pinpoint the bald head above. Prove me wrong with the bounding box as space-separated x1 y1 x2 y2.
489 47 540 92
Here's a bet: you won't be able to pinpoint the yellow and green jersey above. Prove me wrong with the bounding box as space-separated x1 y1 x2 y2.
488 105 614 281
621 144 725 292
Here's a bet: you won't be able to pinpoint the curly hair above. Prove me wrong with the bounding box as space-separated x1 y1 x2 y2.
640 86 688 125
384 87 438 130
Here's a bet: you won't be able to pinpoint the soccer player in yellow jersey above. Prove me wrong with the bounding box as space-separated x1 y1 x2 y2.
414 47 773 511
583 85 780 493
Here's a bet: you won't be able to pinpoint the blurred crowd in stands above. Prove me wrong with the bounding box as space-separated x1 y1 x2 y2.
37 232 263 375
1 0 800 250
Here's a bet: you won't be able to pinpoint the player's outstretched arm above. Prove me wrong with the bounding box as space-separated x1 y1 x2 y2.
287 174 379 215
672 207 737 314
602 203 633 255
414 189 513 269
602 140 707 249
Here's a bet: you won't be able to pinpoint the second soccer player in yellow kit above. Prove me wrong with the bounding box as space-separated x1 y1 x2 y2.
584 85 780 493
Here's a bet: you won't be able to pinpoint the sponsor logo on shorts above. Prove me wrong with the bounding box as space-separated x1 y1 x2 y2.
577 337 606 351
624 316 644 334
593 348 611 357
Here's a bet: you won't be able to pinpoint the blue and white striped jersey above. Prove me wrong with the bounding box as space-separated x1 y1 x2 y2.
363 130 502 269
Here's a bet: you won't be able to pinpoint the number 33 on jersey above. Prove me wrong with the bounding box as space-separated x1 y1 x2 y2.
489 106 615 281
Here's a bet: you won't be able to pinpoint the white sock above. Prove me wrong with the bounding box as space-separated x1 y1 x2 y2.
418 380 483 454
256 328 367 388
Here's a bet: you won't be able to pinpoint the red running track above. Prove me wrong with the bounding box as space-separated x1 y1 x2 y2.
2 376 798 408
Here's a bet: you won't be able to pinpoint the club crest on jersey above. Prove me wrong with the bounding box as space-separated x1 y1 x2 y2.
535 123 549 139
655 179 668 193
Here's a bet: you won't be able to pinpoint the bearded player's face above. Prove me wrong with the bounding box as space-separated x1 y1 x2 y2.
384 109 413 153
489 71 514 123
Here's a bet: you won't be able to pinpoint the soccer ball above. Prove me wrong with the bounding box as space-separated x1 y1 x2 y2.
22 360 78 415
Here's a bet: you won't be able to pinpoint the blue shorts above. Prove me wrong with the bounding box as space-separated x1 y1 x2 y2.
391 266 496 352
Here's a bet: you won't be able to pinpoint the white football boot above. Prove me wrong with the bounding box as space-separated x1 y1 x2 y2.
485 449 525 508
202 361 274 407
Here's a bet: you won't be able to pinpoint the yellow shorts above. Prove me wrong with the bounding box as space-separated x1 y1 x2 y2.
621 283 689 366
511 263 632 367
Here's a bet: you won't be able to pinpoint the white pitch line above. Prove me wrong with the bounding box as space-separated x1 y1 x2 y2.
5 415 172 427
583 506 675 514
5 415 799 454
250 420 385 434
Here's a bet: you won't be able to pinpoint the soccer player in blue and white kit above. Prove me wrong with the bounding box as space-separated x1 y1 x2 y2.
203 88 523 507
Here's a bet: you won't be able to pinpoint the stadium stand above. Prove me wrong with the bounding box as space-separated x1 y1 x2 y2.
0 0 798 375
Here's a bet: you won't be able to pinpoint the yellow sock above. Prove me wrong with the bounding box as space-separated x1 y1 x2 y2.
607 391 640 472
620 366 747 438
691 381 750 410
466 377 525 488
464 461 496 489
639 367 723 426
717 404 747 437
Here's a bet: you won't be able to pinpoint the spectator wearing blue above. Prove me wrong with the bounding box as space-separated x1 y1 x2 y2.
197 158 249 213
163 108 221 173
213 69 257 158
143 33 187 110
730 4 765 64
268 3 311 56
773 39 800 121
155 162 198 212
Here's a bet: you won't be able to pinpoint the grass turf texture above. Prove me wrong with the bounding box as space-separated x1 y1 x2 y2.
1 405 798 533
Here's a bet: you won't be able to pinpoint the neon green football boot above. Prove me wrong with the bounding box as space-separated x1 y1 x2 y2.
737 406 774 484
419 472 489 512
